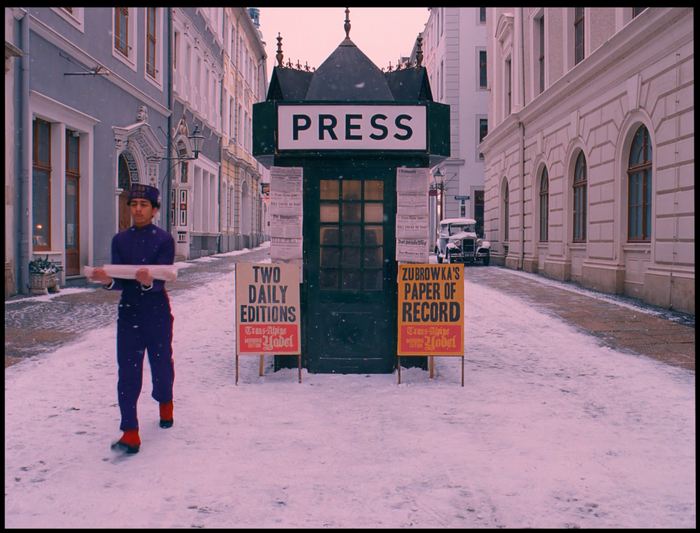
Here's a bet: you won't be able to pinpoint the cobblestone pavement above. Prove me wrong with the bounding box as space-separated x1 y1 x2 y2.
5 248 695 372
464 265 694 372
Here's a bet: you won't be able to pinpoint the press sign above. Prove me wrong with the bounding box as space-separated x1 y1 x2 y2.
278 105 427 151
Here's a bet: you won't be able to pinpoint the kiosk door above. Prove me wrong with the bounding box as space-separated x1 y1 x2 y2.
307 165 396 373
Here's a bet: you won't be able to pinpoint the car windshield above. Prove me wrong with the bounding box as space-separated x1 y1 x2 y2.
449 224 475 235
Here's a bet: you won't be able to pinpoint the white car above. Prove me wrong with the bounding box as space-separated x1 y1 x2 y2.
435 218 490 265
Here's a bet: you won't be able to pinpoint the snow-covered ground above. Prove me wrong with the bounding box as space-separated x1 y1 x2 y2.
5 248 695 528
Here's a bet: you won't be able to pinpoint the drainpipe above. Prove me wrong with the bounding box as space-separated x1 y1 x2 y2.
166 7 174 233
19 9 30 294
518 7 526 271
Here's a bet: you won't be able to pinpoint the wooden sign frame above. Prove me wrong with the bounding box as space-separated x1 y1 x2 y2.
397 264 465 386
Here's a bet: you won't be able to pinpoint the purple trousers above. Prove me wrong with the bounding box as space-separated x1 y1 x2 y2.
116 293 174 430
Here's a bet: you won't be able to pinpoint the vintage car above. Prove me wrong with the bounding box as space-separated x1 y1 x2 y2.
434 218 490 265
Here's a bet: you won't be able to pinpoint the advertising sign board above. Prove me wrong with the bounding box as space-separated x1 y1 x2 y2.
235 263 301 355
397 264 464 356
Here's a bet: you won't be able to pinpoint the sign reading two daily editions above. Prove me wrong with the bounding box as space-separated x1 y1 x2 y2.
236 263 301 354
397 264 464 355
278 105 427 151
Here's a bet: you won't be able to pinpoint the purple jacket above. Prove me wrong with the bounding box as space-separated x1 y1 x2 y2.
108 223 175 299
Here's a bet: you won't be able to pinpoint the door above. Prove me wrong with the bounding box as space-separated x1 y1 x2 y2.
65 178 80 276
306 164 397 373
65 131 81 276
118 154 131 232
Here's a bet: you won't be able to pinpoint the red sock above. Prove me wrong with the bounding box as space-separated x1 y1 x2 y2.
160 401 173 421
119 429 141 446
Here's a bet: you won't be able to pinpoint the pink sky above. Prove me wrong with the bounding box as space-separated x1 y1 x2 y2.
259 8 430 80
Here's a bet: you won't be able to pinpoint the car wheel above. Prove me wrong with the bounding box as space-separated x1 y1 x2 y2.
436 250 443 264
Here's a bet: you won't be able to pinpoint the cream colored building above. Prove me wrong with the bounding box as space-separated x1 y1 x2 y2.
422 8 487 248
479 8 694 314
220 7 269 252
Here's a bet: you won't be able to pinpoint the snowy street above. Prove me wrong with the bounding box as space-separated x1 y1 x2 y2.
4 251 695 528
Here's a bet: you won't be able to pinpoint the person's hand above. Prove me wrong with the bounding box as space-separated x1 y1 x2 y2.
91 267 113 285
135 268 154 287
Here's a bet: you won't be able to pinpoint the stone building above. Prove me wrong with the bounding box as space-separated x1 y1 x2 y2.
421 8 487 247
5 8 170 295
219 7 269 253
479 8 694 314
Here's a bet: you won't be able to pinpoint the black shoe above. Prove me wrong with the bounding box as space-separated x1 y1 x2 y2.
159 418 173 429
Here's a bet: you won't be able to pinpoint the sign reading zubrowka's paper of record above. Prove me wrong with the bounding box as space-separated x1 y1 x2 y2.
236 263 300 354
398 264 464 355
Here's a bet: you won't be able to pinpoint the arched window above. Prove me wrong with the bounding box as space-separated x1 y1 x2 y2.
503 181 510 242
628 125 652 241
539 167 549 242
573 152 587 242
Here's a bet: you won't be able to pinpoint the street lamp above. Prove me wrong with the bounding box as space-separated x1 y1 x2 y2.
162 125 205 161
433 167 445 222
157 123 205 233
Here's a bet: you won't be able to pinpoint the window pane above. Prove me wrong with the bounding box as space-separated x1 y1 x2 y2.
320 180 339 199
320 247 339 267
479 51 487 87
32 170 50 247
364 226 383 245
364 180 383 200
37 121 50 164
630 129 644 165
67 134 79 172
342 203 361 223
364 248 382 268
66 179 78 250
342 226 361 245
320 269 338 290
148 7 156 34
342 270 361 290
342 180 361 200
320 203 339 222
342 247 361 268
364 270 383 290
320 226 339 245
364 203 383 223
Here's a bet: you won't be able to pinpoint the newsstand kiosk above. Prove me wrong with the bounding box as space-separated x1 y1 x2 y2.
253 23 449 374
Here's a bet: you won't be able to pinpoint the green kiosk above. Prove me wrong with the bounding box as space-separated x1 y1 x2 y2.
253 19 449 375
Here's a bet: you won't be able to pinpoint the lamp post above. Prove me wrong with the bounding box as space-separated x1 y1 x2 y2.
433 167 445 222
162 125 204 161
159 124 205 233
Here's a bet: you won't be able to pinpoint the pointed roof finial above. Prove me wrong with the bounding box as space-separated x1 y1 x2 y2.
415 35 423 69
276 32 284 68
344 8 351 40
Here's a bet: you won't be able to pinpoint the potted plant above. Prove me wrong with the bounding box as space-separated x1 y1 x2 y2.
28 255 62 294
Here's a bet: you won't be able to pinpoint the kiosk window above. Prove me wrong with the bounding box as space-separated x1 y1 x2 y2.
319 179 384 291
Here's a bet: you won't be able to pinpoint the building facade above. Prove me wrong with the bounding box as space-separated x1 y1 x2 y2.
480 8 694 315
219 7 269 253
5 8 269 299
170 7 224 260
6 7 170 296
421 7 487 247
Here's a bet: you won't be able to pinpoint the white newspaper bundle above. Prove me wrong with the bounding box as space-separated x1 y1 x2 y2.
84 264 178 282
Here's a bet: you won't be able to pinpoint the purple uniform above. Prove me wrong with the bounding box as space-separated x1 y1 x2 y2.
107 222 175 431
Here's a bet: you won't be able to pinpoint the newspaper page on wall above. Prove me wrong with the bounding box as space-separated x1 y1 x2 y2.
396 167 430 263
269 167 303 279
